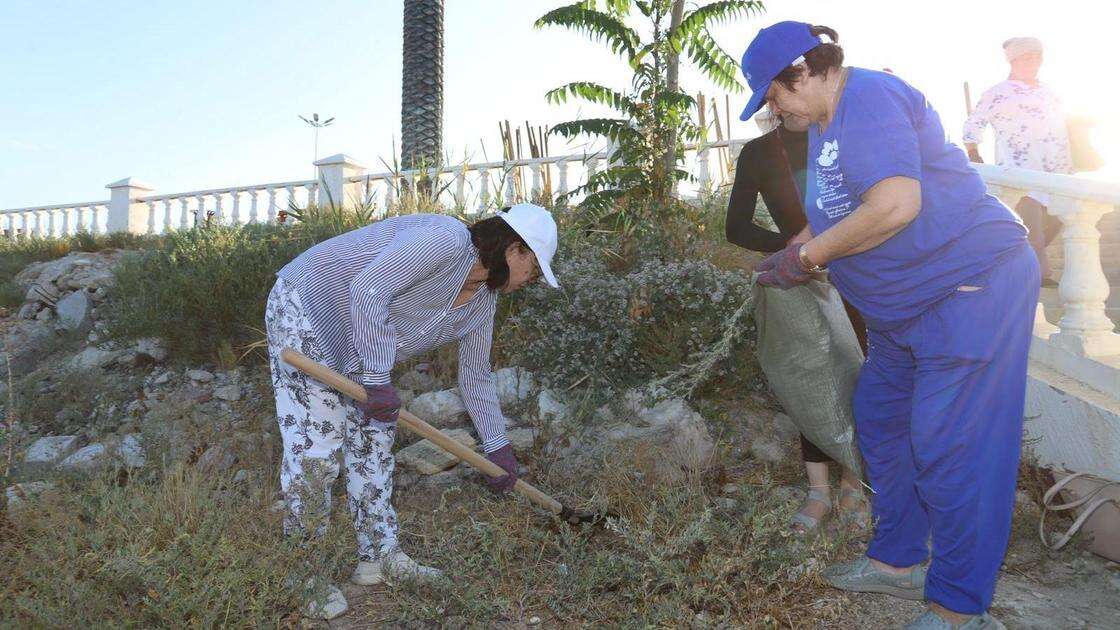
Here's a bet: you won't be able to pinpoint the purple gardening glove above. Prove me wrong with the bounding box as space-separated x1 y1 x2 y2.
485 444 519 493
756 242 813 289
355 384 401 425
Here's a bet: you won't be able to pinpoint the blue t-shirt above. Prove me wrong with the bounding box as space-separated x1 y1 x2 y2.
806 68 1028 330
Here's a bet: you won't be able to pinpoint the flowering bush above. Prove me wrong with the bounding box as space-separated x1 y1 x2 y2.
501 249 757 397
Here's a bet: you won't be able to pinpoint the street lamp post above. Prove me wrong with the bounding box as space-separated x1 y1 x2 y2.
299 112 335 167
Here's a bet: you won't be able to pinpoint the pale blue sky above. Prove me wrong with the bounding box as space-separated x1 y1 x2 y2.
2 0 1115 209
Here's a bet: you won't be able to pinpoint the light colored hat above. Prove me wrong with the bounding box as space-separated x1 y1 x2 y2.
499 203 560 288
1003 37 1043 62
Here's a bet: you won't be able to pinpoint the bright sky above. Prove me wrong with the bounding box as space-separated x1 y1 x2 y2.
1 0 1116 209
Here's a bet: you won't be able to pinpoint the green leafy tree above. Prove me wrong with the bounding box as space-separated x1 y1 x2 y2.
536 0 761 232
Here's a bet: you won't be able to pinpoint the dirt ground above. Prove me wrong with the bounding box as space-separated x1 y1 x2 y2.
303 481 1120 630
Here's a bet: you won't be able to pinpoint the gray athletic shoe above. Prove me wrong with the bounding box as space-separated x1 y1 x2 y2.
902 610 1006 629
822 556 926 601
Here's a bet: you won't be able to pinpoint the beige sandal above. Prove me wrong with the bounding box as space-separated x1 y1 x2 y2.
789 488 832 533
838 487 871 530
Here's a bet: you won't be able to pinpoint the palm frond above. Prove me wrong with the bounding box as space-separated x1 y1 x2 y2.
685 30 744 93
667 1 763 52
548 118 640 144
545 82 639 116
534 2 640 58
653 90 696 111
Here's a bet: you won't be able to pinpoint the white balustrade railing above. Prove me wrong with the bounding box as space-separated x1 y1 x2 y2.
976 164 1120 358
0 140 1113 360
0 201 108 239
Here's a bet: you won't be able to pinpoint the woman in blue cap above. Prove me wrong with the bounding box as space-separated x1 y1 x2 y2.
740 22 1038 630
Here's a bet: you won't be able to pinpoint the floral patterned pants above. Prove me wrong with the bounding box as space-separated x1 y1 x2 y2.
266 278 398 561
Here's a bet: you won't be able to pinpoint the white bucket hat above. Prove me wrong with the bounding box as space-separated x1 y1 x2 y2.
499 203 560 288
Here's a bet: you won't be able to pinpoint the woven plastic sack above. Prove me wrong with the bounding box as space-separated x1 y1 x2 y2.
752 275 864 476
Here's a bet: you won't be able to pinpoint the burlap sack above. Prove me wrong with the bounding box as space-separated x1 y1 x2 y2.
752 275 864 476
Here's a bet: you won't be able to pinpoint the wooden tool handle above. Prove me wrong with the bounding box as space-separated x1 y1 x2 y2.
280 348 563 515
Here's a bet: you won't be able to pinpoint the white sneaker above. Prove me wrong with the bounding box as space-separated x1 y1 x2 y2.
302 580 348 620
351 549 444 585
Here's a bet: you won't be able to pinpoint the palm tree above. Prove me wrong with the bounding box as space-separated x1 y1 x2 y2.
401 0 444 172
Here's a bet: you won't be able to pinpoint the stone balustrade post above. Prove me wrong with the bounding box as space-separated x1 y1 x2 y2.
105 178 156 234
314 154 366 209
1047 195 1120 357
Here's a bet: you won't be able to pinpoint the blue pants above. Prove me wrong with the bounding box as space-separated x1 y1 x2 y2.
853 245 1039 614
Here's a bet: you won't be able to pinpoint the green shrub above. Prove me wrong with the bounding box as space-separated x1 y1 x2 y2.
101 206 373 364
0 464 351 626
501 247 757 398
102 224 302 364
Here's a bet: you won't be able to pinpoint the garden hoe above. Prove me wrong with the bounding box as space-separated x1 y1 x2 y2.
282 348 614 526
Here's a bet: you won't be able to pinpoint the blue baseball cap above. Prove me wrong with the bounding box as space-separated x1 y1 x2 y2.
739 21 823 121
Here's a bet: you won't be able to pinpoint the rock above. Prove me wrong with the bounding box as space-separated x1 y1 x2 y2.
133 338 168 363
196 444 236 473
269 499 288 513
25 281 60 304
418 468 469 489
5 481 55 508
55 290 93 333
64 267 115 291
187 369 214 383
593 395 715 477
57 443 108 472
772 412 799 441
398 368 438 393
153 371 172 385
715 497 739 510
233 469 249 483
303 581 348 620
495 367 535 406
14 252 96 289
69 346 121 370
35 308 53 322
213 384 242 402
92 286 108 301
408 390 467 427
395 470 420 491
4 321 56 375
507 427 537 452
398 389 416 409
23 435 80 465
124 399 147 417
721 483 740 495
17 302 40 320
536 389 571 429
528 617 541 626
633 398 715 472
749 436 785 464
116 433 146 468
397 428 477 474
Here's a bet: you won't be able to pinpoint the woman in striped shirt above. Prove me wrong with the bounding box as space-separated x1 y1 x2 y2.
266 203 559 618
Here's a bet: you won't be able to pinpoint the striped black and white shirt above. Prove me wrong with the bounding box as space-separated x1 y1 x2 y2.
277 214 508 452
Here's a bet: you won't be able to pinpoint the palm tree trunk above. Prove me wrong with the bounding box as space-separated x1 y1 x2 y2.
401 0 444 172
661 0 685 201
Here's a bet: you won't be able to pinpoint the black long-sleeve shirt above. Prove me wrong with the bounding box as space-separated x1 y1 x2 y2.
726 126 868 352
725 128 809 253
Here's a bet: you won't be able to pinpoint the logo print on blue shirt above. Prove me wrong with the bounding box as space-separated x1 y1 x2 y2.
818 140 839 167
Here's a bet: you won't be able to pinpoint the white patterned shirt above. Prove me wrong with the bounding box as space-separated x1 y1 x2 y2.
277 214 508 452
962 79 1072 174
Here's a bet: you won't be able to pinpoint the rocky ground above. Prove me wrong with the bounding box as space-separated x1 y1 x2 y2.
2 250 1118 628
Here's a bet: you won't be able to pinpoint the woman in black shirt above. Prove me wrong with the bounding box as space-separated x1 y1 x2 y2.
726 108 869 533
